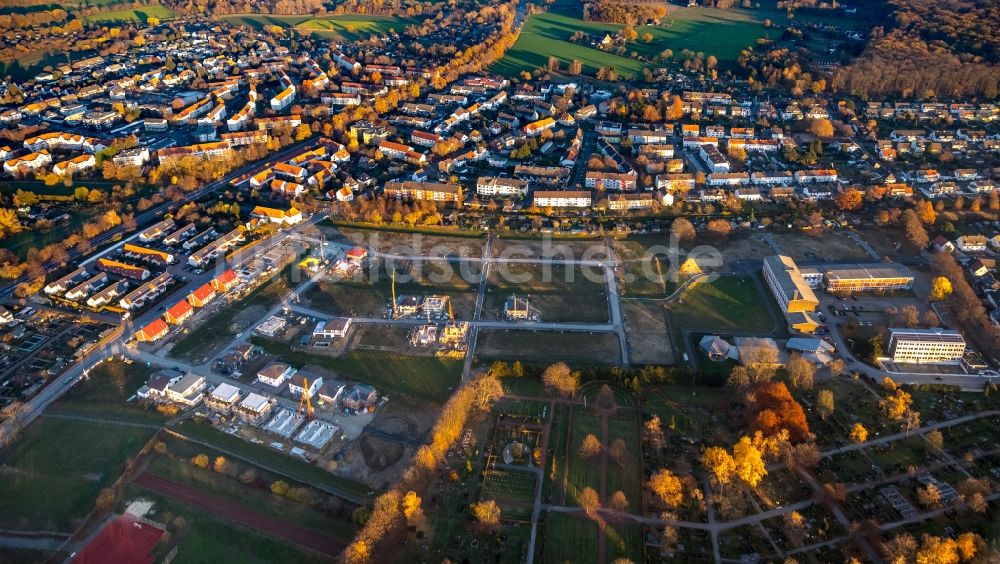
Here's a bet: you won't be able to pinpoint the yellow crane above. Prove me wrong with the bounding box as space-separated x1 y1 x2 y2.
297 378 314 420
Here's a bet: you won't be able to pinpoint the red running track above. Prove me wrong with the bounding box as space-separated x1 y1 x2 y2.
135 472 345 556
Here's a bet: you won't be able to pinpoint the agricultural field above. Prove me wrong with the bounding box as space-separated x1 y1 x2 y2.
219 13 418 41
0 418 154 531
83 4 173 24
475 329 621 365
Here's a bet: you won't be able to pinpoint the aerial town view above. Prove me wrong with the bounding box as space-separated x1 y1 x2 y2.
0 0 999 562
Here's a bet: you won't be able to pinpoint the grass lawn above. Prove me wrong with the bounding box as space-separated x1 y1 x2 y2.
219 13 418 40
172 419 372 503
485 262 609 323
494 6 774 78
250 337 461 403
606 522 644 562
121 486 330 564
0 419 154 531
606 414 642 510
294 14 419 40
145 454 357 543
667 275 778 334
543 511 600 562
566 409 603 503
84 4 173 23
48 360 166 424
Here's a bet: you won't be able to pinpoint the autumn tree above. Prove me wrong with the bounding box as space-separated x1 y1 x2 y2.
402 491 422 524
578 487 600 514
542 362 578 397
834 187 863 211
609 490 629 513
706 218 731 238
645 415 664 451
849 423 868 443
732 436 767 487
880 387 913 421
916 199 937 224
786 354 816 390
701 446 736 485
816 389 835 420
471 500 501 529
191 453 209 468
649 468 683 508
579 433 602 458
671 217 695 242
808 118 834 138
902 209 929 249
930 276 953 301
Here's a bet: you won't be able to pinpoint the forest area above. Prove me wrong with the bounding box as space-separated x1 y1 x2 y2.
832 0 999 99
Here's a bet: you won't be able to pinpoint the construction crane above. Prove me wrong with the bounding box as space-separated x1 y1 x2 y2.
297 378 314 420
391 269 397 319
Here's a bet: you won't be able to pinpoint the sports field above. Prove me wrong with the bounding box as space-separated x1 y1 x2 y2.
219 14 417 41
667 275 779 334
495 5 778 78
84 4 173 24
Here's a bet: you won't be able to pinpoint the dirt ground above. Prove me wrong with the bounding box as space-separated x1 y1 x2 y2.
339 397 438 487
474 329 621 364
338 228 485 258
493 237 609 260
350 325 435 356
622 301 674 365
715 230 873 270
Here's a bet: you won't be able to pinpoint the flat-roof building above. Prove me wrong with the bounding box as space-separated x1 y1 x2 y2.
823 263 914 294
763 255 820 333
888 328 966 364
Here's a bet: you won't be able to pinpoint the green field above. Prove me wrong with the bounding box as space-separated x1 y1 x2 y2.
145 453 357 543
49 360 166 424
667 276 779 334
0 418 154 531
543 511 600 562
172 419 372 502
494 6 776 78
475 329 621 365
219 13 418 40
250 338 462 403
121 486 330 564
83 4 173 24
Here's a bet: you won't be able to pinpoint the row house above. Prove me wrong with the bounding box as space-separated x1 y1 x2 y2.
24 132 103 153
794 169 838 184
656 173 696 193
751 171 794 186
188 229 246 267
533 190 591 208
119 272 172 310
728 138 780 152
322 92 360 106
4 150 51 174
271 179 307 197
52 154 96 176
628 129 671 145
65 273 108 302
476 176 528 198
96 258 150 281
123 244 174 266
221 130 268 148
183 228 217 250
139 218 175 243
44 267 88 296
585 170 638 191
384 181 461 203
707 172 750 186
86 279 129 309
270 85 296 111
112 147 150 168
249 206 302 225
227 101 255 131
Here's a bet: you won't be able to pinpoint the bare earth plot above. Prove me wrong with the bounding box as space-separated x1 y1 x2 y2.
622 301 673 365
475 329 621 365
484 263 609 323
338 228 485 258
